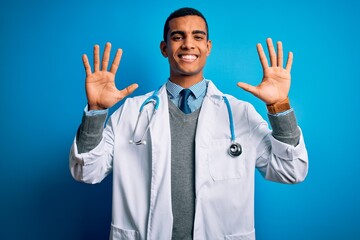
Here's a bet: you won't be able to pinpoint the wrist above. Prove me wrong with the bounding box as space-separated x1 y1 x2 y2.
88 104 107 111
266 97 291 114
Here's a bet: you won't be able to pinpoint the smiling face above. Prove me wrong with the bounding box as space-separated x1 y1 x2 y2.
160 15 212 87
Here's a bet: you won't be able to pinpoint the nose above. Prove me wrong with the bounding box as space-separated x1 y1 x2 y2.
181 37 195 49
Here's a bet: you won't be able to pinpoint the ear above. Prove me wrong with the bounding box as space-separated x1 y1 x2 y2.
160 41 168 57
206 40 212 56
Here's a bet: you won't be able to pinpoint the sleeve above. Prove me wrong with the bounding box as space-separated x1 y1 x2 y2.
268 109 301 146
69 108 119 184
248 104 308 184
76 107 108 154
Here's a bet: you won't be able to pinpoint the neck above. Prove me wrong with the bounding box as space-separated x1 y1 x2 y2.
169 75 203 88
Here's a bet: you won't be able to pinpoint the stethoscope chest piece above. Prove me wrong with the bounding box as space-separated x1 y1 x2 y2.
228 142 242 157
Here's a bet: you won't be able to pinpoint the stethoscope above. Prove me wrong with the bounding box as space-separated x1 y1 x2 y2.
128 90 160 146
129 89 242 158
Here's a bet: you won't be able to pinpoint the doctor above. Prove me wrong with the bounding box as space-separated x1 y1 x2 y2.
70 7 308 240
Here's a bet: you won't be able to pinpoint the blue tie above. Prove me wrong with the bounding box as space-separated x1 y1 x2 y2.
179 89 192 114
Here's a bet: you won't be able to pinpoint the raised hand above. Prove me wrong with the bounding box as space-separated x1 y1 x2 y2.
83 42 138 110
237 38 293 105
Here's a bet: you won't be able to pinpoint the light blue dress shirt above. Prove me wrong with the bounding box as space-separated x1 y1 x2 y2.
166 78 207 113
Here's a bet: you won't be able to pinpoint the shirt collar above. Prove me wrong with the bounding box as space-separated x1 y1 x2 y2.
166 78 207 99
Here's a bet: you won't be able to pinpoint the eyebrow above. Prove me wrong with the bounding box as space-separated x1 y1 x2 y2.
192 30 207 36
170 30 207 37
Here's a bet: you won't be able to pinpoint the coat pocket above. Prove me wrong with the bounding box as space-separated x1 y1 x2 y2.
110 224 141 240
225 229 255 240
207 138 246 181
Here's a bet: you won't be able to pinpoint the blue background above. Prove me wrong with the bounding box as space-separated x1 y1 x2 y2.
1 0 359 239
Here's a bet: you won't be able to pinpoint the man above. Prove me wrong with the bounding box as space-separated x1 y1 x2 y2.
70 7 308 240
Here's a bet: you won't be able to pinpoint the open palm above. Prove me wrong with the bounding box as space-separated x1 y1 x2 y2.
83 42 138 110
237 38 293 105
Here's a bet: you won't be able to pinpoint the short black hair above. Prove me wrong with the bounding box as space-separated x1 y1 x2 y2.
163 7 209 42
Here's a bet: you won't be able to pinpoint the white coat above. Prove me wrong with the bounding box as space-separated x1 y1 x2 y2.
70 80 308 240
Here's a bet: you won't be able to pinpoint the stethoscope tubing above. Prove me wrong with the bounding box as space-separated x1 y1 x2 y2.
130 93 160 145
130 89 242 157
222 96 235 142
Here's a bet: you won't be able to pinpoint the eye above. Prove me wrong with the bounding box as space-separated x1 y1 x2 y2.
194 35 204 41
172 35 183 41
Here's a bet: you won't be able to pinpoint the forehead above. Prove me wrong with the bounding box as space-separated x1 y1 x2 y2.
168 15 207 33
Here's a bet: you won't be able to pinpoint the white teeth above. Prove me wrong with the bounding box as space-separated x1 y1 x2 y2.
181 55 197 60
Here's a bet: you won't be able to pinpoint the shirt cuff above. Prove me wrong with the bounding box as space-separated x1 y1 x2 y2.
268 108 293 117
84 105 108 116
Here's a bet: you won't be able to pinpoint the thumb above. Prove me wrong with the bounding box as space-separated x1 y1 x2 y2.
237 82 259 97
117 83 139 100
